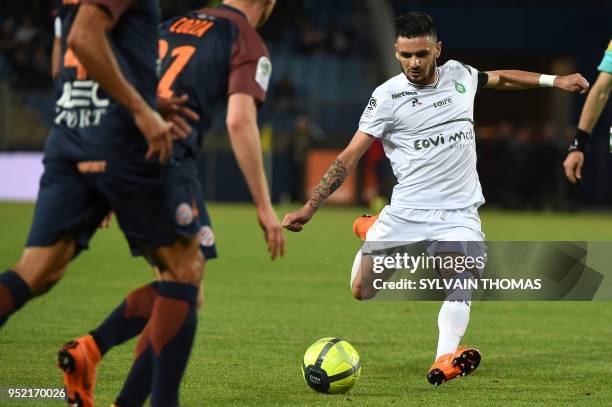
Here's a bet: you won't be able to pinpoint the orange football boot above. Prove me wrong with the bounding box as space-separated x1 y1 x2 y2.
57 335 101 407
352 214 378 241
427 346 481 386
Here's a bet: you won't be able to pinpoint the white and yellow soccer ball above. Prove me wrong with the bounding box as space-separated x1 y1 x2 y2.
302 337 361 394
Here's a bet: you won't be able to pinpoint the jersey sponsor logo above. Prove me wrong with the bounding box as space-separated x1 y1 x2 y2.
413 128 475 151
176 202 194 226
411 98 422 107
433 97 453 109
414 135 445 151
391 90 417 99
56 47 109 129
454 81 466 93
256 56 272 92
199 225 215 247
448 128 475 149
361 97 378 120
55 80 109 129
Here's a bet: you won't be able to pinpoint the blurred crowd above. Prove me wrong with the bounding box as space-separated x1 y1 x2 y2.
0 1 598 208
0 13 53 89
259 0 370 57
476 123 577 210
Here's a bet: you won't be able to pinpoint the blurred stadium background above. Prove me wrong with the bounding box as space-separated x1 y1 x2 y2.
0 0 610 210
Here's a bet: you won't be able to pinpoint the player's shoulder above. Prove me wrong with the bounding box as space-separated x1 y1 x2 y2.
440 59 475 75
199 7 261 40
597 39 612 74
372 73 407 98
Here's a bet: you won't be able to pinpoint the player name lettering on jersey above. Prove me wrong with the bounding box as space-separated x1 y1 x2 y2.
170 17 215 38
55 80 109 129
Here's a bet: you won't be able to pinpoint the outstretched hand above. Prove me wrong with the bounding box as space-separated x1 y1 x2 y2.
282 205 316 232
555 74 590 94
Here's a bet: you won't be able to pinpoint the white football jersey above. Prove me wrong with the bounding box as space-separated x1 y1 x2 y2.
358 60 485 209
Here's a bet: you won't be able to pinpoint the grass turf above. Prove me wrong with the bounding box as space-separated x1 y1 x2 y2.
1 202 612 406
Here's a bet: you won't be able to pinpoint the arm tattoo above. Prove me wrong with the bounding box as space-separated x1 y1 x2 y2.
308 158 348 210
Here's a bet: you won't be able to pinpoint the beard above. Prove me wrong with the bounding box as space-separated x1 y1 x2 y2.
402 61 437 85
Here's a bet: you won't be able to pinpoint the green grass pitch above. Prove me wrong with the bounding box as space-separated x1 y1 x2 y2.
1 203 612 406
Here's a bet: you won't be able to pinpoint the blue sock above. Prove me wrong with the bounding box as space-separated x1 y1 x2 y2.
150 282 198 407
115 325 154 407
90 282 159 356
115 282 198 407
0 270 32 328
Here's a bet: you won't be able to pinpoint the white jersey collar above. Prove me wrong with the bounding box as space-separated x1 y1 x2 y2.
404 67 441 89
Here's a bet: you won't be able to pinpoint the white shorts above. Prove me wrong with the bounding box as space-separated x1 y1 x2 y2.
350 205 484 288
365 204 484 242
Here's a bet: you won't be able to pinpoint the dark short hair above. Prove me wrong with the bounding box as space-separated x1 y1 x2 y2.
394 12 437 40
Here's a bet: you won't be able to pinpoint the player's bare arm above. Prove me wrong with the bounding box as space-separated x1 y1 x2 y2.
484 70 589 93
282 131 374 232
226 93 285 260
564 72 612 183
51 17 61 80
309 158 348 210
68 4 174 162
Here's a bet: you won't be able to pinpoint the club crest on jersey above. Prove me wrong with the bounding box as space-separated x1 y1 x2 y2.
256 56 272 92
199 226 215 247
175 202 194 226
454 81 466 94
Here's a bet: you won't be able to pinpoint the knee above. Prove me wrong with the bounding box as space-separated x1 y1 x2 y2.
351 281 363 301
196 279 205 310
13 258 66 296
171 251 205 285
192 252 205 283
157 237 206 285
38 267 68 294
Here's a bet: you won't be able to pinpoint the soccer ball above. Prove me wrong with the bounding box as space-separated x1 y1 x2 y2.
302 337 361 394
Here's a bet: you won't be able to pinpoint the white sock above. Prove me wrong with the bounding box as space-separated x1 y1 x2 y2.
349 249 362 289
435 300 470 360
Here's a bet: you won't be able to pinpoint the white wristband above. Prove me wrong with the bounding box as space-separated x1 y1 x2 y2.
539 74 556 87
54 17 62 38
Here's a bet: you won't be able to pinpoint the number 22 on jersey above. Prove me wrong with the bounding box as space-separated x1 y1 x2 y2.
157 39 196 98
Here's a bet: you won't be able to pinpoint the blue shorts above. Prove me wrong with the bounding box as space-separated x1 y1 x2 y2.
155 157 217 260
25 156 213 259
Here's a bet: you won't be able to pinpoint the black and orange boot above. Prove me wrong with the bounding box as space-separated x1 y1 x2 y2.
352 214 378 241
427 346 481 386
57 335 101 407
